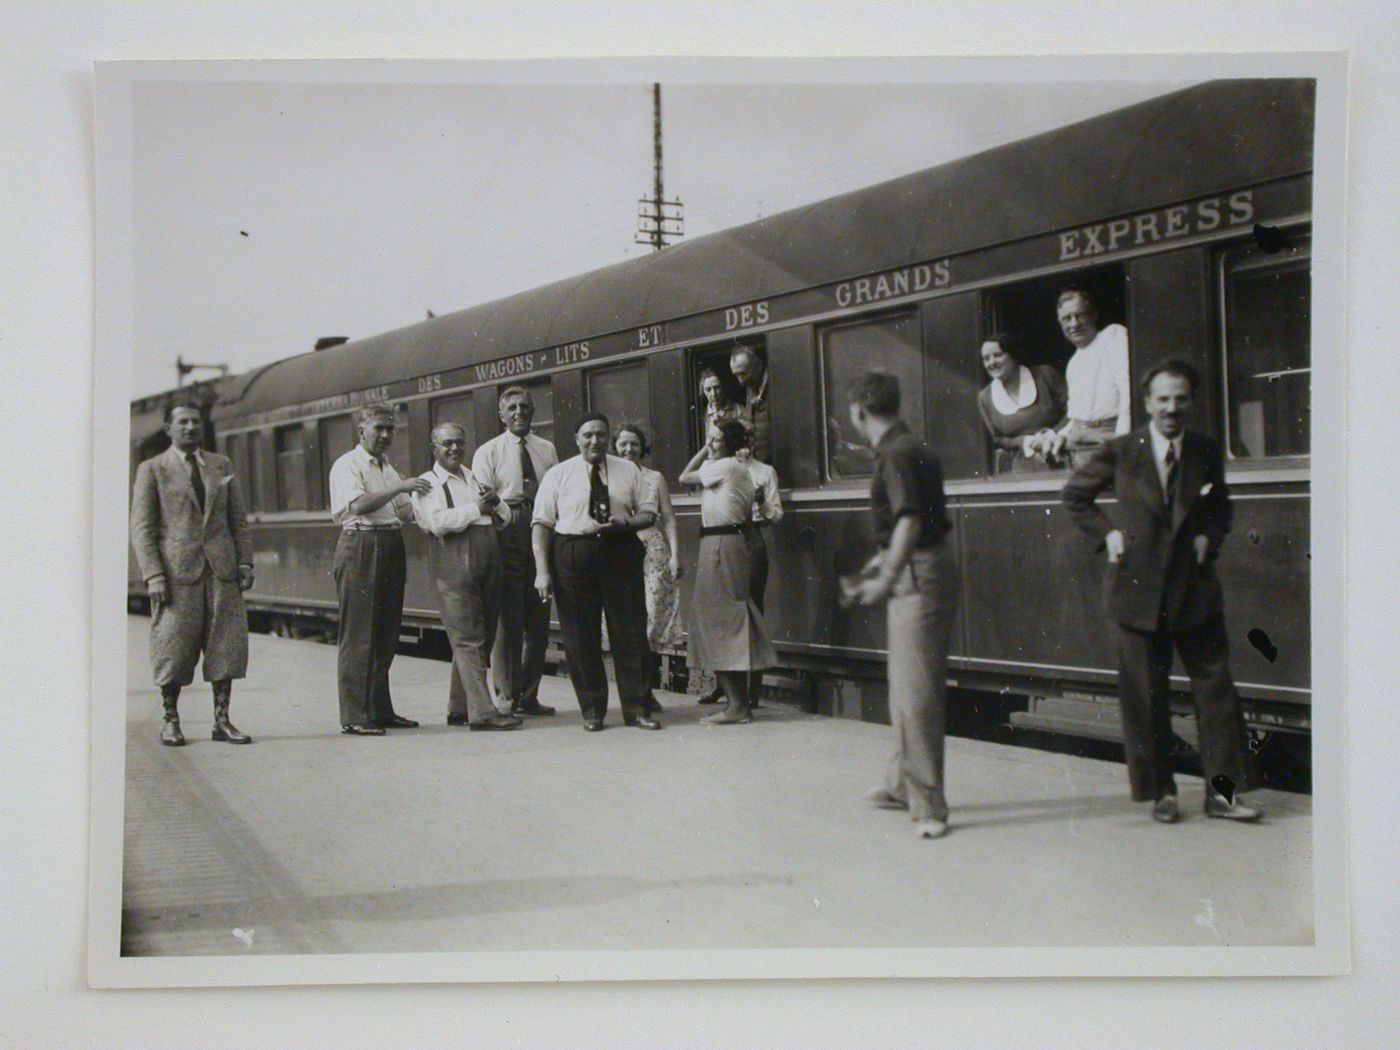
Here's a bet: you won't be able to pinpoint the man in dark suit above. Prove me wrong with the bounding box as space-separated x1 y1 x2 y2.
130 403 255 746
1062 359 1261 823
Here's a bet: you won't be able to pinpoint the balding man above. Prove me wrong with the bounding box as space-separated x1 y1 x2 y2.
729 345 772 464
412 423 522 731
130 403 255 746
471 386 560 717
328 402 432 735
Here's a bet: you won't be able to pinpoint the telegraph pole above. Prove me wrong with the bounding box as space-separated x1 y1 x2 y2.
635 83 684 250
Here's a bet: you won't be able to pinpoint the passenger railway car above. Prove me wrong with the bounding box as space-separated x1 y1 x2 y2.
140 80 1315 746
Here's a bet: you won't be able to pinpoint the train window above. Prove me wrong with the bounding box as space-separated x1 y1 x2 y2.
275 425 308 511
498 378 553 445
587 361 650 439
245 430 267 513
319 413 356 470
1220 232 1311 459
688 341 759 453
430 392 475 446
820 312 922 480
225 432 249 505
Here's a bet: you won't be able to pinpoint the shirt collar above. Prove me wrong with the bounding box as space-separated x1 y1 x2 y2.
751 370 770 403
430 461 467 484
1148 423 1181 461
177 446 205 466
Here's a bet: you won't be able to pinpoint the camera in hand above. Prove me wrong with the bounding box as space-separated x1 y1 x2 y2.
591 492 611 525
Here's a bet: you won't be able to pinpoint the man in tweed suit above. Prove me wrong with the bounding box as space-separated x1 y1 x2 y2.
130 403 256 746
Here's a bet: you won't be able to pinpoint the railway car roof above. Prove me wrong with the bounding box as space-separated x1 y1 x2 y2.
219 78 1314 420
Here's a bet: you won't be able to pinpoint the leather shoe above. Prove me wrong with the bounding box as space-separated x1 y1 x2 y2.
160 718 185 747
624 714 662 730
697 688 723 705
700 708 752 726
1152 795 1180 824
446 713 472 726
513 701 556 717
379 714 419 729
212 719 252 745
582 719 605 732
469 714 524 731
865 787 907 810
1205 791 1262 822
341 723 386 736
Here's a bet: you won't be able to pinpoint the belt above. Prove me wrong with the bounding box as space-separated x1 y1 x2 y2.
342 523 400 532
700 524 746 537
504 497 534 508
1072 416 1118 429
556 532 603 541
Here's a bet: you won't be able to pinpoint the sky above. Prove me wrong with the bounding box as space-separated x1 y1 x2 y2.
129 76 1189 397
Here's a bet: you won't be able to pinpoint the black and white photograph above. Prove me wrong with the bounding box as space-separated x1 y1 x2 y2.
85 55 1350 988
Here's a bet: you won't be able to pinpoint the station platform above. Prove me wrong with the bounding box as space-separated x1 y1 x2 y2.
121 616 1313 957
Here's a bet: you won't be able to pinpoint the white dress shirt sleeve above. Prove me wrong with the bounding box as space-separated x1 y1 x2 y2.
411 472 483 537
1107 324 1133 435
328 453 363 524
531 463 562 528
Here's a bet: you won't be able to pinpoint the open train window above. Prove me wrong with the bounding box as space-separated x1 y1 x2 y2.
497 377 553 445
1219 231 1310 459
224 432 249 506
274 425 308 511
587 361 650 441
688 339 764 454
820 311 922 480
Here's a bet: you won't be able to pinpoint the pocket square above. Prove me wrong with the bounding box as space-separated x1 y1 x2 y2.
1199 482 1213 496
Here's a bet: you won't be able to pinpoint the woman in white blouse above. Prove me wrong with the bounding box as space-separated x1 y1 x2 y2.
678 419 777 725
975 332 1068 474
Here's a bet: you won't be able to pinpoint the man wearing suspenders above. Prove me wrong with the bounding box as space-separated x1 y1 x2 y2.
411 423 523 731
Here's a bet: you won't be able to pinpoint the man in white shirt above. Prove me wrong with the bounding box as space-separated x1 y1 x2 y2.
130 403 255 746
412 423 523 732
1047 289 1132 469
328 403 431 735
531 413 660 732
471 386 560 717
1063 360 1261 824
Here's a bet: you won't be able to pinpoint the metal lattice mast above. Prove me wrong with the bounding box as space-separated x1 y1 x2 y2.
636 83 683 250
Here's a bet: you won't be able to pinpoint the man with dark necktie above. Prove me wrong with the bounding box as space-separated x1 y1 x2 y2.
471 387 561 718
1063 358 1261 824
530 413 661 732
130 403 256 746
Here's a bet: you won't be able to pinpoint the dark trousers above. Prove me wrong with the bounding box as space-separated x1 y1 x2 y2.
491 509 551 706
432 527 501 723
550 532 652 722
333 529 406 726
746 525 769 612
1115 615 1255 802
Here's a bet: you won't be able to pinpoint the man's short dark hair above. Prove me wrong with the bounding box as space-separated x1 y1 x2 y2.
847 370 901 417
574 411 610 434
713 417 751 456
163 402 203 424
1139 358 1201 398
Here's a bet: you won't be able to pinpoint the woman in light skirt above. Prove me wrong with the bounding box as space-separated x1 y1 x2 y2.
678 418 776 725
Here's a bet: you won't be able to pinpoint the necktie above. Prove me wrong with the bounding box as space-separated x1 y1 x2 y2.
589 462 610 524
1163 442 1179 507
518 438 537 500
186 452 206 511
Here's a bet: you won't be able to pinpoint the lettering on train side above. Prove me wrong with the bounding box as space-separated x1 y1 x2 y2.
552 340 590 365
416 374 442 394
834 261 950 309
638 324 665 348
1059 191 1256 260
723 301 770 331
472 351 542 382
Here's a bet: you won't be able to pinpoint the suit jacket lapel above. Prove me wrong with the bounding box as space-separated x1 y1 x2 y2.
1171 431 1207 534
1131 431 1167 521
161 446 199 516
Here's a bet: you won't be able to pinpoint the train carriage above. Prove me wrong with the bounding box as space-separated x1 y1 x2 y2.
142 79 1313 746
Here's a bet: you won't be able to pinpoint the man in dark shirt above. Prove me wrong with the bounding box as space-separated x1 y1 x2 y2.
847 370 959 839
729 345 772 464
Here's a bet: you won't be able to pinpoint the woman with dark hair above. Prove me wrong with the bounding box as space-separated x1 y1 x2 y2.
975 331 1068 473
679 418 776 725
698 366 741 432
612 422 684 714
